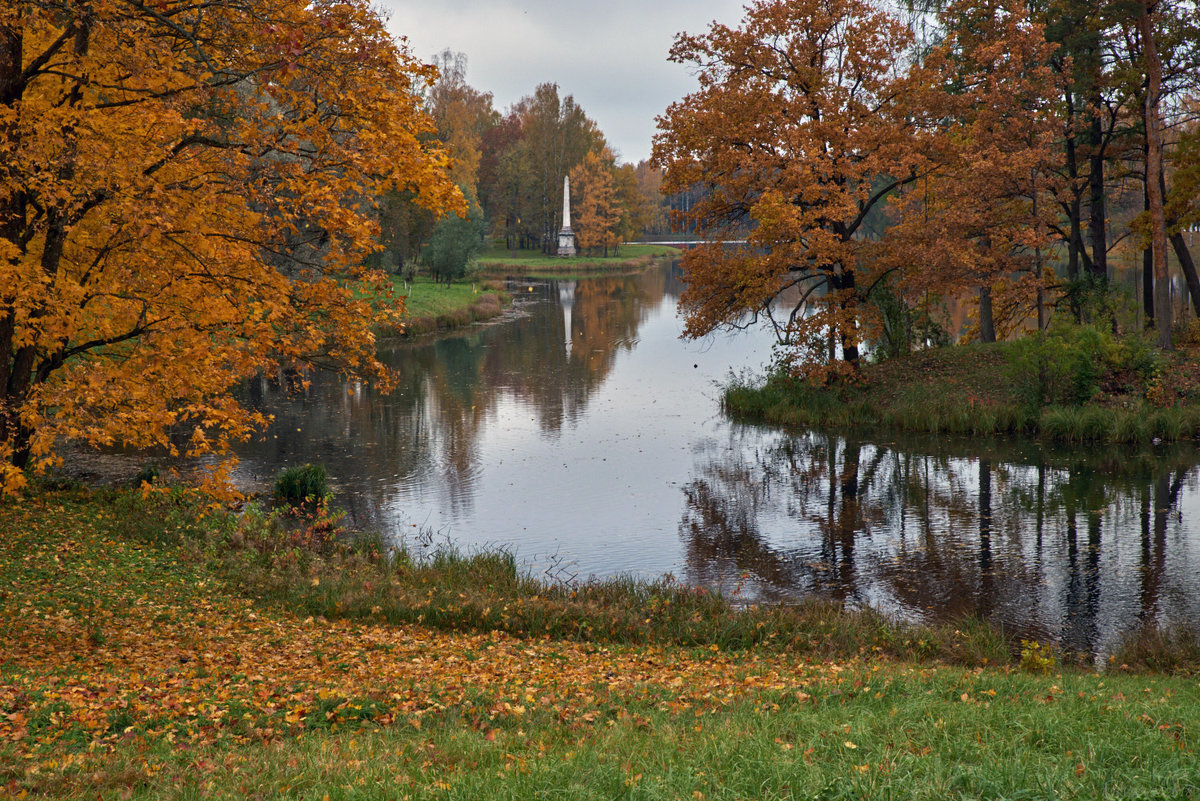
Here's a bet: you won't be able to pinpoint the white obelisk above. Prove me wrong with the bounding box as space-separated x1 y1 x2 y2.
556 174 576 257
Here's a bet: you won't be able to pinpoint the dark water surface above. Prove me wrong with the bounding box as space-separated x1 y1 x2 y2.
233 261 1200 658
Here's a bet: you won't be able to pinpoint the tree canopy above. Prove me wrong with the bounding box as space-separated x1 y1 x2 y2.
653 0 1200 377
0 0 460 493
653 0 955 373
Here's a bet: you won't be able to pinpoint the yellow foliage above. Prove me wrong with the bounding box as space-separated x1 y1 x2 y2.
0 0 461 491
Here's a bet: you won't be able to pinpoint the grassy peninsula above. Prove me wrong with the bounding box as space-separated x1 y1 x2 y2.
727 324 1200 444
376 245 681 338
3 485 1200 799
385 276 511 337
476 244 682 277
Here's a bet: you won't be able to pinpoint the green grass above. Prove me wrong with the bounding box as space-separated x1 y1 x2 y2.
377 276 508 336
392 276 492 319
726 338 1200 444
5 486 1200 798
477 244 681 273
9 651 1200 799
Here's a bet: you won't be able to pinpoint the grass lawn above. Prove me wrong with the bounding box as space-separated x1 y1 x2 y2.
391 276 500 321
1 488 1199 799
366 276 508 337
477 244 681 274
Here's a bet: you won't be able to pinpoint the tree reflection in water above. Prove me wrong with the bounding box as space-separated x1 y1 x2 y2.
237 267 674 537
233 261 1200 660
680 430 1200 658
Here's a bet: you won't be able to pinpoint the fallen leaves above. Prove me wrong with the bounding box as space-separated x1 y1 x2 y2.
0 517 830 768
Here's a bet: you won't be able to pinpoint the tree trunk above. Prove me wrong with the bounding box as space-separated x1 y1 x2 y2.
1063 97 1084 323
831 270 860 367
1143 160 1155 325
978 286 996 343
1161 162 1200 317
0 27 23 468
1033 174 1046 330
1139 0 1171 350
1087 100 1107 285
1171 231 1200 317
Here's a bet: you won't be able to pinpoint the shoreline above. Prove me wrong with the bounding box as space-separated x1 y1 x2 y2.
725 336 1200 444
386 247 680 338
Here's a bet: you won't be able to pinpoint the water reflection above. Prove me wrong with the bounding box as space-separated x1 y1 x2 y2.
233 261 1200 657
236 265 692 538
681 429 1200 658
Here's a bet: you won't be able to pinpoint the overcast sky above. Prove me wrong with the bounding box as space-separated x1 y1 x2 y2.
378 0 748 165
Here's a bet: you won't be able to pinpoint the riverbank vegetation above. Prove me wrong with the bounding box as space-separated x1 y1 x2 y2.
726 322 1200 442
380 277 511 338
4 485 1200 798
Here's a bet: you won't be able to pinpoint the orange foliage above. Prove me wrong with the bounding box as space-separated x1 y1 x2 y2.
887 0 1062 326
570 148 618 255
653 0 1062 375
652 0 955 370
0 0 461 493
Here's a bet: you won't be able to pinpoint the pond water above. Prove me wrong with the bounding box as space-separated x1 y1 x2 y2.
232 260 1200 658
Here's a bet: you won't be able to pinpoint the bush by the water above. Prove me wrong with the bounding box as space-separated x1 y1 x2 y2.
274 463 329 508
1004 323 1161 409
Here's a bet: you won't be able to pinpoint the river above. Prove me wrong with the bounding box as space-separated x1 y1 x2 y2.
229 260 1200 659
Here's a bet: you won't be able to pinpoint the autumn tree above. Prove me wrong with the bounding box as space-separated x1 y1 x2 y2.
1168 111 1200 241
569 149 618 255
0 0 460 493
503 84 605 253
612 164 651 253
633 162 672 238
374 50 494 280
653 0 953 374
426 50 498 198
1120 0 1200 334
888 0 1061 343
478 112 531 250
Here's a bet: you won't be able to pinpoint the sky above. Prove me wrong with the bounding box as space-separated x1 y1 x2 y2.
378 0 748 165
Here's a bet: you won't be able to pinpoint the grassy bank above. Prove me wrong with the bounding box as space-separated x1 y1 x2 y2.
477 244 681 276
3 487 1200 798
727 327 1200 444
379 276 510 337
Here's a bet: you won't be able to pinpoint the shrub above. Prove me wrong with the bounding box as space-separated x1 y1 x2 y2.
133 463 161 487
1005 324 1161 410
274 463 329 508
1019 639 1057 673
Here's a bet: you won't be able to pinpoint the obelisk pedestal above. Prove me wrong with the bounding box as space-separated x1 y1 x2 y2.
556 175 576 257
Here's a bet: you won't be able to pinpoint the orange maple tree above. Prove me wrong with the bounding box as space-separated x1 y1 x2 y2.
653 0 1065 376
0 0 461 493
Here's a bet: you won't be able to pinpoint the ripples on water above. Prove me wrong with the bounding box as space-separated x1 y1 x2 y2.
82 261 1200 658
